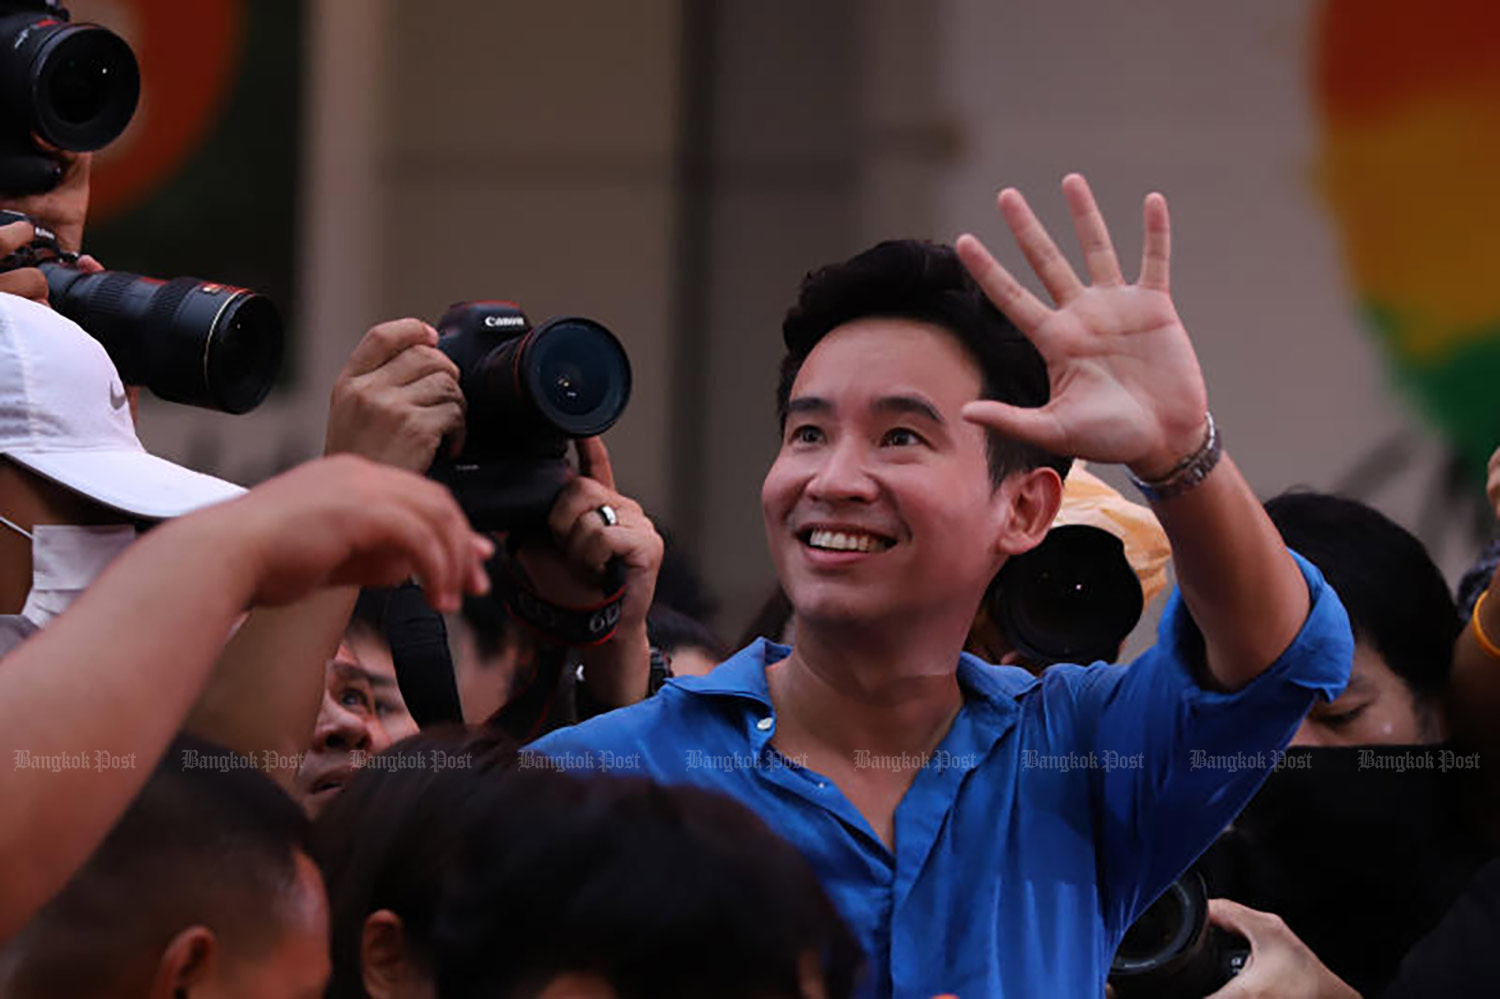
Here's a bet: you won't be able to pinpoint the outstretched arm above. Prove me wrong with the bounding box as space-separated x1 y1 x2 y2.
183 319 467 781
0 455 490 942
956 175 1309 689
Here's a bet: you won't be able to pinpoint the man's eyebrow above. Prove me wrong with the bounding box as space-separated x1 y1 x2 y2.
872 394 944 425
330 659 396 690
785 397 833 416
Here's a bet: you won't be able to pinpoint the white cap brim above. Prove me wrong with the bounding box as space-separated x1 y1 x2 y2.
5 448 245 520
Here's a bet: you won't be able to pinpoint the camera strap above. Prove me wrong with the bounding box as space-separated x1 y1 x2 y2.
493 535 627 647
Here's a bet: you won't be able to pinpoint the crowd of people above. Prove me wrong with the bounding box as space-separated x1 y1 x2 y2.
1 140 1498 999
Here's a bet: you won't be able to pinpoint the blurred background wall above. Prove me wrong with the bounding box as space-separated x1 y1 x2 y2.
81 0 1493 637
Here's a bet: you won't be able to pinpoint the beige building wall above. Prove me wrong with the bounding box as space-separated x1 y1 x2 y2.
130 0 1450 642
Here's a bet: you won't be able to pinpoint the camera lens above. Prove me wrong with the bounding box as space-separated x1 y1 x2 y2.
42 266 284 414
993 524 1145 666
27 24 139 150
201 292 285 414
1114 883 1193 970
519 317 631 436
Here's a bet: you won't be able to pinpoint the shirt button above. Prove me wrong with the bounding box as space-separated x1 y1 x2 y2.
756 716 773 732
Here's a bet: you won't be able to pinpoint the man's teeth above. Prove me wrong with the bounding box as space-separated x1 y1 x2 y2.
807 529 888 552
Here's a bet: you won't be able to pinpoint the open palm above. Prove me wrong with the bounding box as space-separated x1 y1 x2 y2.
955 175 1209 480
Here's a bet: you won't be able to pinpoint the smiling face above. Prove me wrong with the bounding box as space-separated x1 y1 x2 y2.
762 318 1027 631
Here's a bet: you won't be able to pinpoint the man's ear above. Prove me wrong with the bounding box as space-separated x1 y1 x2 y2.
149 926 216 999
992 465 1063 557
361 909 410 999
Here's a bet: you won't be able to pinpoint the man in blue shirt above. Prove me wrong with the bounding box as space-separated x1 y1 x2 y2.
530 175 1353 998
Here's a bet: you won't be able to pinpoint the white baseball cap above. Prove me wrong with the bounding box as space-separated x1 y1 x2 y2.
0 293 244 519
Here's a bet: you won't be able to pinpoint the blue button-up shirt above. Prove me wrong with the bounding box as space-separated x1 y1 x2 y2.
530 553 1351 998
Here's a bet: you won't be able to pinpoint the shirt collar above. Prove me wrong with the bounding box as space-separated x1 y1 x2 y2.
672 638 1039 719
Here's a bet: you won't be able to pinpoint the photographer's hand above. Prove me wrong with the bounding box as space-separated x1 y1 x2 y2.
0 218 48 305
325 318 466 472
196 323 464 782
1204 899 1360 999
520 436 663 707
0 149 89 252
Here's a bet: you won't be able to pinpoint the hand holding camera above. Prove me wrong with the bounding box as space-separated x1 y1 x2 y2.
1202 900 1359 999
325 318 467 473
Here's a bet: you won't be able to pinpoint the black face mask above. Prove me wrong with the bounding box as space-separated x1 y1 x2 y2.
1204 745 1491 997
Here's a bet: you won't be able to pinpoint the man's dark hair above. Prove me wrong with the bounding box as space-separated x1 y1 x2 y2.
0 736 313 998
647 603 728 663
433 771 864 999
350 586 393 638
311 728 516 999
779 239 1071 486
1266 491 1460 697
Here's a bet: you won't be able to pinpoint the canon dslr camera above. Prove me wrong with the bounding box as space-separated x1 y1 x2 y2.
429 300 632 531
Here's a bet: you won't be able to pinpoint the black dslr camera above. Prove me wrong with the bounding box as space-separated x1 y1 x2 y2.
429 301 632 531
0 1 139 193
0 210 285 413
988 524 1145 667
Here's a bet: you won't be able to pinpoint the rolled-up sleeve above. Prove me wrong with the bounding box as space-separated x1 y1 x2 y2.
1054 550 1353 938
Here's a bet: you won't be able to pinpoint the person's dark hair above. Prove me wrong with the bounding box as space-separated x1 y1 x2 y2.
647 602 728 663
459 550 514 660
738 585 794 649
310 728 515 999
779 239 1071 487
350 586 392 638
433 771 863 999
0 736 313 998
1265 491 1460 696
651 521 720 625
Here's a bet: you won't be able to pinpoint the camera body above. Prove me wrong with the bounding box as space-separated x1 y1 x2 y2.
0 1 139 193
429 301 632 532
0 209 285 413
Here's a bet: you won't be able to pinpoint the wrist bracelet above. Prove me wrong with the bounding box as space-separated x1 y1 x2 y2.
1128 412 1221 503
1471 592 1500 660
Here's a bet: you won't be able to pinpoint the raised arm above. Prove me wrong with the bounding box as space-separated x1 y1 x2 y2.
0 455 490 941
955 175 1308 689
183 319 466 781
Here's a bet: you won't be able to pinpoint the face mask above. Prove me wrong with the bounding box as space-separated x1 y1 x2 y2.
0 514 136 628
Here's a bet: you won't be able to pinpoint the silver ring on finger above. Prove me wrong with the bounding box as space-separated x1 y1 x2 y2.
596 503 619 528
